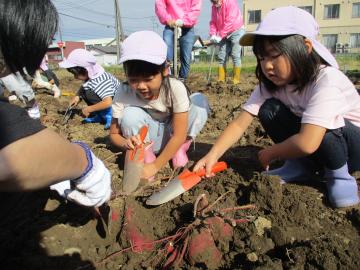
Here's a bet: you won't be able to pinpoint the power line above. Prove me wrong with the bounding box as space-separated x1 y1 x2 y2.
56 1 115 17
55 0 99 9
58 12 115 28
62 31 111 38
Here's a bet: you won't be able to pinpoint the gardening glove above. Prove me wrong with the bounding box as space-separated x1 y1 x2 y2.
175 19 184 27
210 35 221 44
51 142 112 207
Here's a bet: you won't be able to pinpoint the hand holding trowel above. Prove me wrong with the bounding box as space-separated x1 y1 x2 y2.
122 125 148 194
146 161 228 205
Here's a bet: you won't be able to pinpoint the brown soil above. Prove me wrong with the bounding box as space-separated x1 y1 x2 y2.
1 72 359 270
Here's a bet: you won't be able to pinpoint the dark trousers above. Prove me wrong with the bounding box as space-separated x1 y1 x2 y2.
78 87 102 106
258 98 360 172
43 70 60 86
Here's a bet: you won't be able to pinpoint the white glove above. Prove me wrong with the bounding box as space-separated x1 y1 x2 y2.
50 180 71 197
210 35 222 44
51 142 112 207
175 19 184 27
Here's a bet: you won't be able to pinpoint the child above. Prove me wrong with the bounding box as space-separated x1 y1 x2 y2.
59 49 120 129
110 31 210 180
32 69 61 98
209 0 245 84
194 6 360 208
40 54 60 87
32 54 61 98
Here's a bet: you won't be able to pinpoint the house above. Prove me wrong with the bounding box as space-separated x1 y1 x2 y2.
242 0 360 54
192 35 208 62
79 38 117 50
88 45 118 66
47 41 85 64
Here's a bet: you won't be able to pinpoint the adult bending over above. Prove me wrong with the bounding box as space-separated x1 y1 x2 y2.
0 0 111 207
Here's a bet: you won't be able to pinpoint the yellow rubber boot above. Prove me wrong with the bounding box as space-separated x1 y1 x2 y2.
233 67 241 84
218 66 226 82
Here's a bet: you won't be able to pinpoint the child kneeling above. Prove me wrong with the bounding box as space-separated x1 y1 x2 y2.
110 31 210 180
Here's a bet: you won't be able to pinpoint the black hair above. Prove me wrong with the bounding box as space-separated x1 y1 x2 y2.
123 60 166 78
253 34 326 93
67 66 88 77
123 59 191 107
0 0 58 76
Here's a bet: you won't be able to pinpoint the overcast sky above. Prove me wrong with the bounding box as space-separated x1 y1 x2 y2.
52 0 243 41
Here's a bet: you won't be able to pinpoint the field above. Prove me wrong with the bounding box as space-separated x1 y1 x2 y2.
0 70 359 270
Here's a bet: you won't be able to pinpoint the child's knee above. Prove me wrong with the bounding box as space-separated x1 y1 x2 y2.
121 107 147 129
187 93 210 137
315 129 348 170
190 93 210 113
258 98 283 123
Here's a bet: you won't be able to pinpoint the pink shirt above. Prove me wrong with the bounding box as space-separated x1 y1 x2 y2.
155 0 202 27
243 66 360 129
209 0 244 38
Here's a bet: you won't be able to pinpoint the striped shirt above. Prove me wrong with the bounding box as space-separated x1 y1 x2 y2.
82 72 120 99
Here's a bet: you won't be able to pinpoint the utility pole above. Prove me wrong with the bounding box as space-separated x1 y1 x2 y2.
58 24 65 60
114 0 124 63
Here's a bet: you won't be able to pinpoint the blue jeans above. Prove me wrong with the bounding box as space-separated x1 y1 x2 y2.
258 98 360 172
163 26 195 79
119 93 209 153
218 28 245 67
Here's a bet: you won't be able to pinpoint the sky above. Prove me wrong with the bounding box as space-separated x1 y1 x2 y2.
52 0 243 42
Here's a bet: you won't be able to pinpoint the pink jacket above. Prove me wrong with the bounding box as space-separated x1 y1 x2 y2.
155 0 202 28
209 0 244 38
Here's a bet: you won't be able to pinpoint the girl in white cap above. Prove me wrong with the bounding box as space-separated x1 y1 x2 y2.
110 31 210 180
59 49 120 129
194 6 360 208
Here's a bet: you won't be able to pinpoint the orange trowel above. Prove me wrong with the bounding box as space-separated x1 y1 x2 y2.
122 125 148 194
146 161 228 205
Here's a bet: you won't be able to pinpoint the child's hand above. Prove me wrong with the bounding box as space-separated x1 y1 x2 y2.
167 19 176 28
142 163 158 180
122 135 142 150
193 153 218 178
258 147 277 171
70 96 80 107
82 106 92 117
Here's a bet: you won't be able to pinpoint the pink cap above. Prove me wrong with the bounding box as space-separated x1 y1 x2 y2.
240 6 338 68
119 31 167 65
59 49 105 79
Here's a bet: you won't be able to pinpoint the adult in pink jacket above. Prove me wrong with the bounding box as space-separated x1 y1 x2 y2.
155 0 202 80
209 0 245 84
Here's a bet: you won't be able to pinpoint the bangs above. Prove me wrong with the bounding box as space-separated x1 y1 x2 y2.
253 35 289 57
67 66 87 75
123 60 165 78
